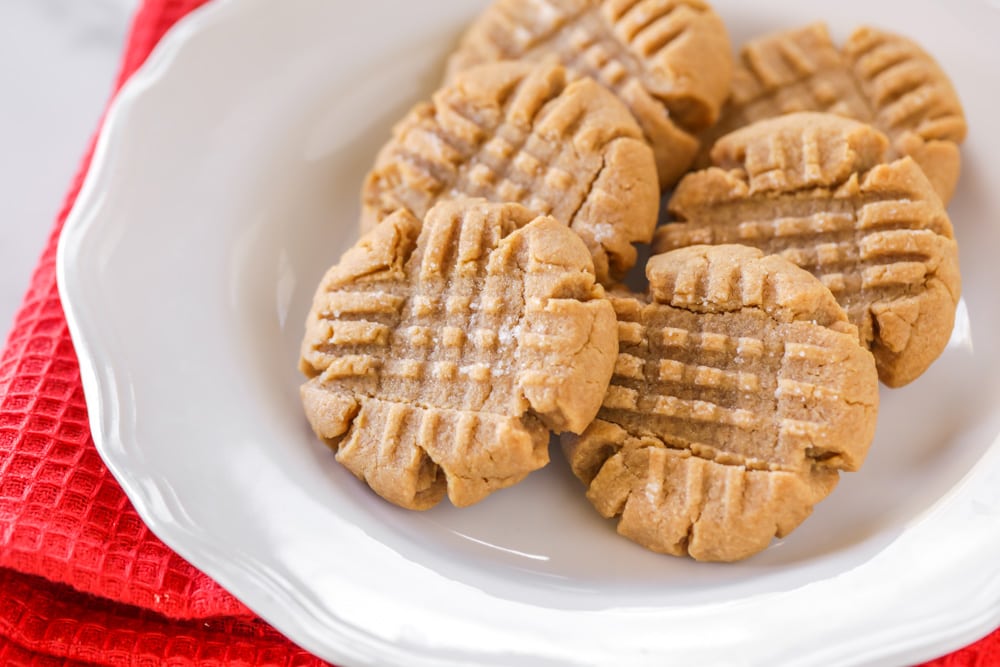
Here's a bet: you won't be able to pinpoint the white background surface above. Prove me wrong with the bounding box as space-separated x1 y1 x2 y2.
0 0 136 339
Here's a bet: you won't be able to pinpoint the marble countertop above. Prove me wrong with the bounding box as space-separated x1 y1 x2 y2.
0 0 137 338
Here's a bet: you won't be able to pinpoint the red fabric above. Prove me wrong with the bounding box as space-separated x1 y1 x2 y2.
0 0 993 664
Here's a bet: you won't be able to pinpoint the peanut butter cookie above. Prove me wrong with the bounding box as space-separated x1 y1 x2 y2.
562 244 879 561
656 112 961 387
362 62 659 284
446 0 733 188
301 199 618 510
700 23 966 202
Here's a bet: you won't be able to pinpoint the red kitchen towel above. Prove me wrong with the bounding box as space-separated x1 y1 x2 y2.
0 0 994 665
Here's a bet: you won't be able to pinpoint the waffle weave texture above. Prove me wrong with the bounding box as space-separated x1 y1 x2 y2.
0 0 992 664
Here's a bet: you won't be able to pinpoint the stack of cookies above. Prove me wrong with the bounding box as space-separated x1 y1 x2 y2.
299 0 965 562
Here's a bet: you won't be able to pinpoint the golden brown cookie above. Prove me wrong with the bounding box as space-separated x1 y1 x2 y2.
656 112 961 387
362 62 660 284
700 23 966 202
562 244 879 562
446 0 732 188
301 199 618 510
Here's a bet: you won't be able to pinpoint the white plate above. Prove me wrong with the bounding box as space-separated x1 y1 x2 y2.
57 0 1000 665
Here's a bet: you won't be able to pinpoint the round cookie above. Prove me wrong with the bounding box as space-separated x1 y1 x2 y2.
657 112 961 387
562 244 879 562
446 0 734 188
301 199 618 510
362 62 660 285
699 23 966 203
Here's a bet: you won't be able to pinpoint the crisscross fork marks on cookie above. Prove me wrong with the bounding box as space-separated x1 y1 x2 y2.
447 89 590 224
602 293 854 473
562 245 879 561
658 115 960 387
389 78 585 218
451 0 729 130
538 1 712 124
666 196 944 307
301 200 617 510
845 28 966 144
309 203 599 413
362 62 659 283
725 23 871 129
701 22 966 200
444 0 733 186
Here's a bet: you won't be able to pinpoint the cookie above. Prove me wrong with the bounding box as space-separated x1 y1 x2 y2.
446 0 733 188
700 23 966 202
562 244 879 562
301 199 618 510
362 62 660 284
656 112 961 387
